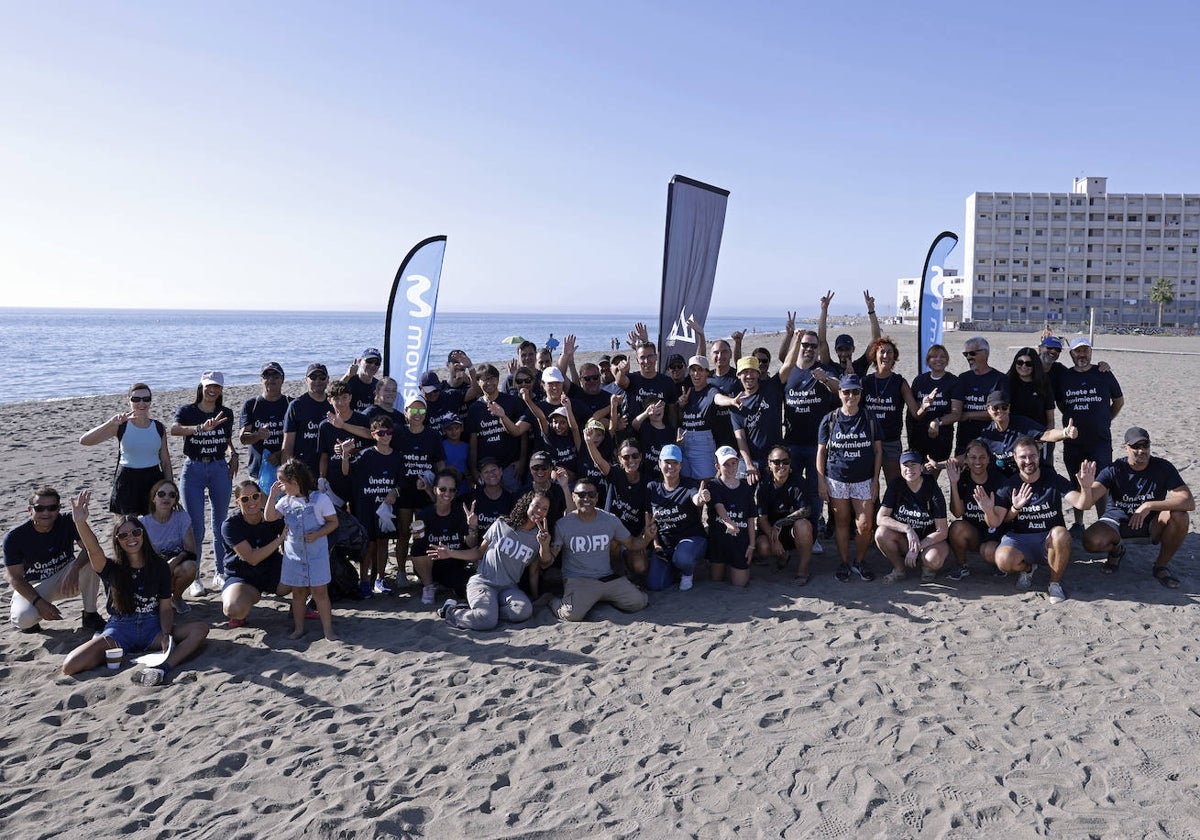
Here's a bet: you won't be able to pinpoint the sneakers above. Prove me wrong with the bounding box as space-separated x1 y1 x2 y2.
811 539 825 556
884 568 905 584
373 579 391 595
359 580 374 599
850 563 875 582
1047 581 1067 604
944 565 970 581
131 667 165 686
421 584 437 605
1016 565 1038 591
187 579 206 597
835 565 851 583
679 575 694 591
437 598 459 619
81 611 106 632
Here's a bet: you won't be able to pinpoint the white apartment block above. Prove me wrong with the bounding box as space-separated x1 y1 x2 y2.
963 177 1200 328
896 269 968 322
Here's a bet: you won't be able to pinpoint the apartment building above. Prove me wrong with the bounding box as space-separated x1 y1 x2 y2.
963 177 1200 328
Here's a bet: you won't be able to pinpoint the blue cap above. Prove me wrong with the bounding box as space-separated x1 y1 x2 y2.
1040 336 1063 350
900 451 923 466
839 374 862 391
659 444 683 463
834 334 855 350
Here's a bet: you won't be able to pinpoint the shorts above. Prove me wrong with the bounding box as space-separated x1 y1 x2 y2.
1097 509 1154 541
109 465 165 516
1063 441 1112 481
710 531 751 570
101 613 164 652
223 571 281 595
999 531 1051 565
959 519 1003 544
826 477 874 501
880 439 902 465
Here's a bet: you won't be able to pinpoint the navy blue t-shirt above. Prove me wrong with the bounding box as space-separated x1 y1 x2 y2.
1053 366 1123 444
284 393 332 473
818 409 882 483
1095 456 1185 518
221 513 284 591
2 515 79 583
729 377 784 466
782 365 839 446
646 478 703 548
240 395 291 478
175 403 236 461
978 416 1047 476
880 475 947 538
467 394 528 468
861 372 908 443
996 470 1075 534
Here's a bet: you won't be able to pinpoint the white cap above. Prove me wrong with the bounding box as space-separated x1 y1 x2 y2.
541 367 565 384
200 371 224 387
715 445 740 464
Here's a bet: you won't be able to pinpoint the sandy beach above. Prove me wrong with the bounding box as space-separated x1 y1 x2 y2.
3 326 1199 838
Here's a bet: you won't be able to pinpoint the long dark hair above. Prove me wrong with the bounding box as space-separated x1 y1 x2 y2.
1007 346 1050 397
109 515 169 615
506 489 551 529
193 384 224 409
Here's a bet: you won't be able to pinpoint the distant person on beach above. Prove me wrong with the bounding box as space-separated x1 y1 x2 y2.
239 362 291 491
62 491 208 686
545 334 560 352
265 460 339 641
976 437 1091 605
948 338 1006 456
5 486 104 632
550 477 653 621
817 289 880 378
220 480 289 628
282 363 331 475
170 371 237 595
80 382 173 519
1051 337 1124 537
341 348 381 413
138 478 199 613
437 490 554 631
1079 426 1194 588
874 451 949 583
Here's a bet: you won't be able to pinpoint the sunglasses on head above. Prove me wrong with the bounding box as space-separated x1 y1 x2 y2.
129 395 152 403
32 503 60 513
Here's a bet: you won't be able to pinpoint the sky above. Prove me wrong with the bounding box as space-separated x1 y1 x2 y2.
3 1 1199 316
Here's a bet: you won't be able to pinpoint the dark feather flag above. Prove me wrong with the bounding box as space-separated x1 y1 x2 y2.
657 175 729 370
917 231 959 373
383 236 447 406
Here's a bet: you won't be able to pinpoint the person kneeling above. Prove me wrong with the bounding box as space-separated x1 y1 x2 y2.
874 451 950 583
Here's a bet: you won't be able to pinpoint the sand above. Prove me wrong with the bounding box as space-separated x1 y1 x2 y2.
2 327 1199 838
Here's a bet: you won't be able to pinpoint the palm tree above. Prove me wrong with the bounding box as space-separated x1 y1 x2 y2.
900 296 912 321
1151 278 1175 328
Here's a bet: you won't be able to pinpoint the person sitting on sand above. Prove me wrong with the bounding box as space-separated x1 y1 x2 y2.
62 491 208 686
5 486 104 632
220 480 290 628
1078 426 1195 589
138 479 199 613
944 439 1005 580
438 490 555 631
874 451 950 583
976 437 1092 606
645 444 710 592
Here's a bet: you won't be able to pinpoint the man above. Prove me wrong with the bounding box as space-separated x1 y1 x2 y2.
720 349 793 484
316 380 371 506
665 353 688 389
615 341 680 428
239 361 292 490
977 390 1077 477
566 361 613 429
464 458 516 532
1080 426 1194 588
282 363 332 474
948 337 1007 455
441 350 476 401
550 478 655 621
5 487 103 631
597 355 615 386
817 289 880 378
421 370 466 435
781 329 839 552
467 364 531 492
979 437 1091 605
502 340 538 394
1038 335 1065 375
1052 337 1123 536
341 347 381 413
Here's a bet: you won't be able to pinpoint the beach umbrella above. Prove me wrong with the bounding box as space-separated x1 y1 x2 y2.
500 335 526 344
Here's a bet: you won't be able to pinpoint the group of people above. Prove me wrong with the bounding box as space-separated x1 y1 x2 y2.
5 303 1195 685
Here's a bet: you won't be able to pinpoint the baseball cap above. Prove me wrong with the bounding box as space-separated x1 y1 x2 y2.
541 367 566 384
362 347 382 361
261 362 284 377
986 390 1010 407
899 451 923 466
447 350 465 365
839 374 862 391
834 334 855 350
715 445 739 464
736 356 761 374
200 371 224 387
585 418 606 432
419 371 441 392
529 451 552 466
1039 336 1063 350
688 355 710 371
306 363 328 378
666 353 686 368
405 393 427 408
1069 337 1092 350
1124 427 1151 446
659 444 683 463
549 406 569 419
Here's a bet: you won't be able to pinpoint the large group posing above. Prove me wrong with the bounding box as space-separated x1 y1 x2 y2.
5 290 1194 686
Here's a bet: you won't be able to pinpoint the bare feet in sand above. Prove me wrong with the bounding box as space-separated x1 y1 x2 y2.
288 628 305 640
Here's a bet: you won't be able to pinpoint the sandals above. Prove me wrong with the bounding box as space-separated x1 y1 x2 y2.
793 573 811 587
1102 542 1126 574
1153 566 1181 589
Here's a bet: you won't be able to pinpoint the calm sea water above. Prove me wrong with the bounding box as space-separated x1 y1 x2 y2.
0 309 799 404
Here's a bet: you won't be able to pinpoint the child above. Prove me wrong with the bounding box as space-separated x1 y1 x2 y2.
341 416 403 596
441 418 470 497
522 392 581 483
265 459 339 640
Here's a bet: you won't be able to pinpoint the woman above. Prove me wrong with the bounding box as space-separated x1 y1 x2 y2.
438 490 554 631
170 371 238 595
678 356 720 480
817 374 882 583
755 445 816 584
862 336 919 483
138 479 199 613
645 444 710 592
62 491 208 685
410 470 478 605
80 382 172 518
389 394 447 592
874 451 950 583
945 439 1005 578
220 479 289 628
907 344 958 467
363 376 400 424
1006 347 1056 429
585 436 649 578
707 446 757 587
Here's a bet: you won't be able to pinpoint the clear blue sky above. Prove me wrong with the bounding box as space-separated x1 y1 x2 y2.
3 1 1197 316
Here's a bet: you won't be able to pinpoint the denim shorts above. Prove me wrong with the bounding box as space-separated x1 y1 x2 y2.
101 612 164 652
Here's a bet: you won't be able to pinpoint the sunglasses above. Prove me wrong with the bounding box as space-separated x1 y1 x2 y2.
435 486 456 494
573 490 598 498
373 428 394 436
129 395 152 403
1045 347 1061 354
261 372 283 380
117 527 144 539
618 453 641 460
963 351 978 358
364 359 381 366
842 389 862 396
581 374 601 382
408 407 427 414
308 374 328 381
1015 359 1034 367
668 364 684 370
514 378 532 385
768 459 790 465
156 489 179 499
238 492 263 503
800 342 819 349
1127 442 1150 451
32 503 61 513
990 404 1010 411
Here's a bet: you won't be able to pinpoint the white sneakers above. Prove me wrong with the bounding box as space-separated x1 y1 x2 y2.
679 575 694 591
421 584 437 605
186 580 205 597
1047 582 1067 604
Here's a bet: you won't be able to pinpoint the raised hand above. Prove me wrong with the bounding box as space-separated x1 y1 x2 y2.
785 311 796 333
1012 482 1034 512
1077 459 1096 488
697 479 711 505
820 290 834 310
973 485 994 511
945 459 960 484
563 334 577 357
464 500 478 531
921 388 939 410
863 289 876 312
70 490 91 521
677 387 690 408
1063 418 1078 440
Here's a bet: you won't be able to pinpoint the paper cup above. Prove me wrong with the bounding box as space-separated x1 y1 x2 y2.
105 647 123 670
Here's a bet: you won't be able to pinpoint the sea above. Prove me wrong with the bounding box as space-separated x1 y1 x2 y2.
0 308 801 405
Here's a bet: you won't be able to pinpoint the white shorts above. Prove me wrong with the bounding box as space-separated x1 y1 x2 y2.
827 478 873 501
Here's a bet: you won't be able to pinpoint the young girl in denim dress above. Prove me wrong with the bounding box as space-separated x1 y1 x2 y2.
265 459 338 641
